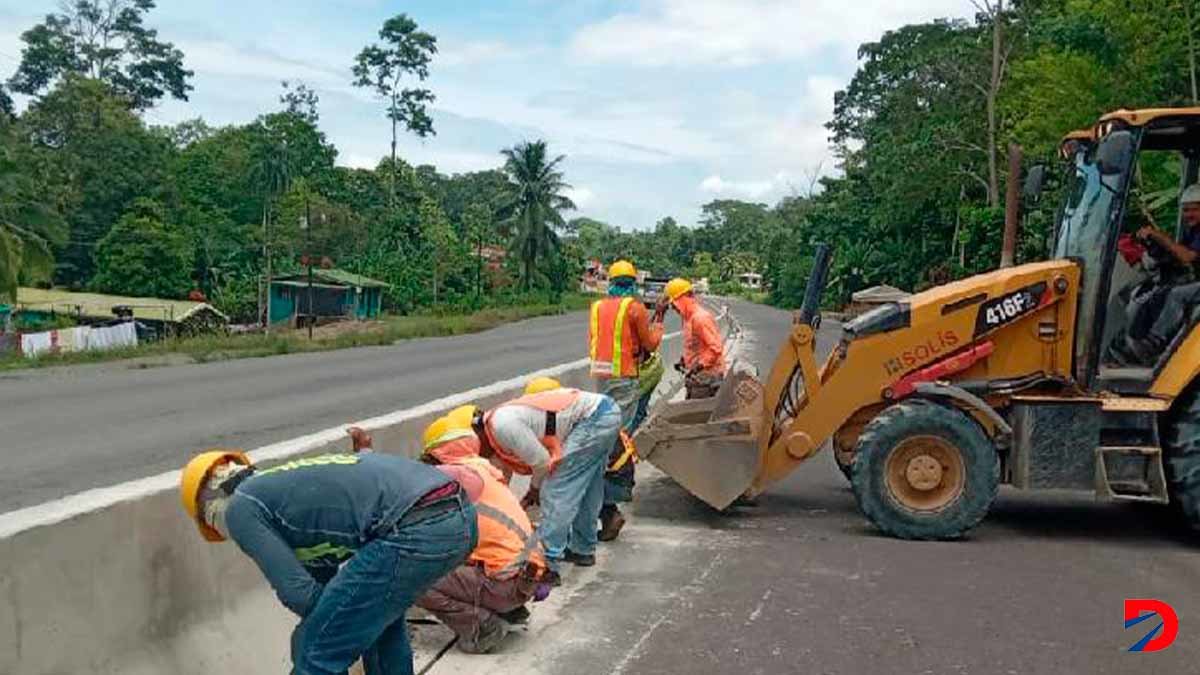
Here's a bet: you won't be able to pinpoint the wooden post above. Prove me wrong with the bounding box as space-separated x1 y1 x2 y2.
1001 143 1023 268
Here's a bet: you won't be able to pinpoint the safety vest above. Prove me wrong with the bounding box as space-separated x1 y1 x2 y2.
590 297 639 378
484 389 581 475
460 458 547 579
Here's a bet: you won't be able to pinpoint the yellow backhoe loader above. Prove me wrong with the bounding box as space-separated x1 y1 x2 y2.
637 107 1200 540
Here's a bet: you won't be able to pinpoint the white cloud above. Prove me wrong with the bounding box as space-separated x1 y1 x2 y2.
700 173 791 200
438 40 533 67
565 186 596 207
570 0 976 67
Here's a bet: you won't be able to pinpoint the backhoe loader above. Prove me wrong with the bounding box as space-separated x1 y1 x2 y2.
637 107 1200 540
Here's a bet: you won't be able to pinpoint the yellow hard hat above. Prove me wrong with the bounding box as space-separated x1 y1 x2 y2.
665 278 694 302
447 404 478 427
525 376 562 395
608 260 637 279
180 449 251 543
423 414 475 451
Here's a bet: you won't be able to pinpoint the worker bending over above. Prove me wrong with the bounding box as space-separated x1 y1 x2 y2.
589 260 665 541
468 377 621 572
665 278 727 399
411 415 551 654
180 449 476 675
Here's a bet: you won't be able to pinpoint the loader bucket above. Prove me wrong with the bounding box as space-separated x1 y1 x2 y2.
635 368 765 510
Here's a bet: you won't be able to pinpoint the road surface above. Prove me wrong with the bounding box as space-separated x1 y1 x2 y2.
0 310 682 513
426 299 1200 675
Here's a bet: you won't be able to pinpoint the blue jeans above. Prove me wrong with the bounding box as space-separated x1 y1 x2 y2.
290 498 478 675
598 378 641 506
539 398 621 561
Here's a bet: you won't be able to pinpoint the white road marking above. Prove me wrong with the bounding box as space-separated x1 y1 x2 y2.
0 329 684 539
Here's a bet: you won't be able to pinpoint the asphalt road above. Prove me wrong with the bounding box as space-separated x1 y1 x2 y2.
0 310 684 513
433 299 1200 675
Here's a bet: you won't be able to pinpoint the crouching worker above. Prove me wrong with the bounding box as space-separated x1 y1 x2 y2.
179 449 477 675
413 414 551 653
466 377 621 575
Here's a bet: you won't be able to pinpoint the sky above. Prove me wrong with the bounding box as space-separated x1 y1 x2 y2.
0 0 979 229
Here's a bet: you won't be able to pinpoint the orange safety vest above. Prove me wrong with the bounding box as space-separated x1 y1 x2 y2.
460 458 547 578
590 297 640 378
484 389 581 475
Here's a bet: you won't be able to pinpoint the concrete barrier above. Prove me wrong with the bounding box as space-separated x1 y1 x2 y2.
0 307 732 674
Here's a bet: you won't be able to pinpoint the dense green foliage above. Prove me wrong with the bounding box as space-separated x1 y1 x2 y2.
1 1 1198 317
568 0 1200 309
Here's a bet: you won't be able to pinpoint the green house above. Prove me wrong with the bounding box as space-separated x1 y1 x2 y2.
269 269 388 326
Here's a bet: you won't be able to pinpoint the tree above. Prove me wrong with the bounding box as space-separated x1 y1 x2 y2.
0 85 12 118
498 140 576 290
462 201 492 298
9 0 193 110
280 80 320 124
0 120 65 301
421 195 458 304
157 117 215 149
352 14 437 208
92 198 192 298
19 76 173 285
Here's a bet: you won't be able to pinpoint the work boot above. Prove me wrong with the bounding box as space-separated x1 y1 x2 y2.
598 505 626 542
563 549 596 566
498 605 531 626
457 617 508 655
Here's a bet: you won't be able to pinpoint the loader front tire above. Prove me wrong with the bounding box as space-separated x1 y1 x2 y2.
851 400 999 540
1164 385 1200 530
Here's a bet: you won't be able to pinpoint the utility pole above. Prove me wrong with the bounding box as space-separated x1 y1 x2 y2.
303 195 314 340
1001 143 1023 268
264 206 272 336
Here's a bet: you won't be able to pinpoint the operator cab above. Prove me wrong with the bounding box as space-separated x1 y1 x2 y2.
1054 109 1200 392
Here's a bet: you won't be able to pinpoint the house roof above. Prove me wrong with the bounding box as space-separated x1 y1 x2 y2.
17 288 228 323
273 269 389 289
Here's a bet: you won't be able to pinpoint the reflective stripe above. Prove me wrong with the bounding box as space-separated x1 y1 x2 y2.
474 502 538 575
294 542 355 563
589 301 601 361
500 530 542 576
258 454 359 476
611 297 634 377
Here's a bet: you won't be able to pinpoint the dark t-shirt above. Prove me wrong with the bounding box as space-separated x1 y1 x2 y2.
1181 226 1200 254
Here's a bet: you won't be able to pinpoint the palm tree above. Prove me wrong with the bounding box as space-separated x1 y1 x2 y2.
498 141 576 290
0 125 63 302
250 138 292 330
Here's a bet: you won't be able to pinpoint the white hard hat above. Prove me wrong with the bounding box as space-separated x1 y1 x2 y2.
1183 183 1200 205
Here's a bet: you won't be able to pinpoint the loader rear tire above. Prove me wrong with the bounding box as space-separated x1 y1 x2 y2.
833 441 855 484
1164 385 1200 530
851 400 999 540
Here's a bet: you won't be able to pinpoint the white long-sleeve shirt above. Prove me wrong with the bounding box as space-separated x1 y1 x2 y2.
489 390 605 488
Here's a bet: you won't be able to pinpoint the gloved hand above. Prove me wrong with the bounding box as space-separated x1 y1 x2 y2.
674 359 685 374
347 426 373 453
520 487 541 509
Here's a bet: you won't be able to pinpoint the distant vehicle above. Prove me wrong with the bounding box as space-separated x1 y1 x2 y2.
641 276 670 308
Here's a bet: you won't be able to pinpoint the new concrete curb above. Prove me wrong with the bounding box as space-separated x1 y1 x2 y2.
0 306 728 674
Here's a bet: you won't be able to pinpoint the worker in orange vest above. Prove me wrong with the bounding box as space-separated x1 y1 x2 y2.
405 417 551 654
466 377 620 574
590 260 666 541
665 278 726 399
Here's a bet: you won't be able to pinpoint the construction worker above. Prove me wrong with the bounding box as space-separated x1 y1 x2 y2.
1123 183 1200 362
665 277 727 399
468 376 621 572
590 260 666 541
340 419 546 655
179 449 477 675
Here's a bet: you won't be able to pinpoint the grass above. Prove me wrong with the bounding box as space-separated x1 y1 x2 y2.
0 294 594 372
